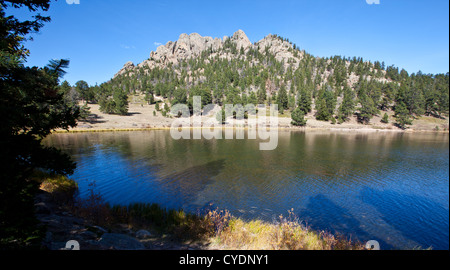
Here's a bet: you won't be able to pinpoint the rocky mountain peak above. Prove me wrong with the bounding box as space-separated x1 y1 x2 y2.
231 29 252 51
114 61 135 78
147 32 222 66
115 30 301 77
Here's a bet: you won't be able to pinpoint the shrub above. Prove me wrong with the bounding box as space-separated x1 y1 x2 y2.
381 113 389 124
291 107 307 126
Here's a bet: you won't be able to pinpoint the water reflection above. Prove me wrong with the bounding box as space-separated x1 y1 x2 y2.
361 187 449 250
156 159 225 210
44 130 449 249
298 194 393 250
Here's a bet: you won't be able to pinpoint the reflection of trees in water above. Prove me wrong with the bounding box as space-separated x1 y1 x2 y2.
45 130 448 249
298 194 393 250
154 159 226 208
286 131 447 184
45 130 449 205
45 131 448 185
361 187 449 250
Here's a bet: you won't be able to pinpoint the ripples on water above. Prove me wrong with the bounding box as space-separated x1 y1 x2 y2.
44 130 449 250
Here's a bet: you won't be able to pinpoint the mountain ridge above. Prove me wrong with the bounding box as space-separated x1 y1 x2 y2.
91 29 448 128
115 30 299 72
114 29 390 89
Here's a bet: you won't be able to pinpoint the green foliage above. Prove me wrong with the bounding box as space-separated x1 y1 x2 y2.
0 0 79 249
79 104 91 120
75 80 90 102
338 85 355 122
357 94 377 124
315 85 336 121
356 84 379 124
216 108 226 124
291 107 307 126
172 88 187 105
98 86 129 115
95 25 448 128
113 88 129 115
297 87 312 114
277 84 288 111
381 113 389 124
394 101 412 129
188 86 212 113
394 86 413 128
257 87 266 104
145 91 154 104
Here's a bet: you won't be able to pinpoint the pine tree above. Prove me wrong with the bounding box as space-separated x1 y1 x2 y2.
257 87 266 104
338 85 355 121
381 112 389 124
395 101 412 129
358 93 376 124
291 106 307 126
0 0 80 248
315 96 330 121
277 84 288 111
394 85 413 128
113 88 129 115
315 85 336 121
298 87 312 114
75 80 90 103
216 108 226 124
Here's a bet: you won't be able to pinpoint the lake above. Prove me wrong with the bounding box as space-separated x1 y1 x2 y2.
44 130 449 250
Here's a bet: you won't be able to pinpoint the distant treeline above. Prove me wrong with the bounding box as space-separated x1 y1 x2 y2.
64 35 449 128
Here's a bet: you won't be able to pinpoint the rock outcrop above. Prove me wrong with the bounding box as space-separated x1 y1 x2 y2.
116 29 304 77
114 29 389 89
255 34 302 69
148 32 223 66
35 190 205 250
114 61 135 78
117 30 276 76
230 29 252 51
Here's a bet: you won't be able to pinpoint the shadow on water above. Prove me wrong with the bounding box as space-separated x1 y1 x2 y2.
361 187 449 250
298 194 393 250
155 159 226 209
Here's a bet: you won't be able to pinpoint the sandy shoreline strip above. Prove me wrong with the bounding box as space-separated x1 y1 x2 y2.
53 103 449 134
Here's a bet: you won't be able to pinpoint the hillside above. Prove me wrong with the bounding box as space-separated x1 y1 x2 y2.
64 30 449 130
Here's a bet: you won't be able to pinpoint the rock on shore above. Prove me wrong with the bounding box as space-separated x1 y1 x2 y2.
34 190 204 250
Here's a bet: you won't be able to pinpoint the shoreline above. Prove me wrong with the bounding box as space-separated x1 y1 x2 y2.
53 103 449 134
35 173 366 250
52 125 449 134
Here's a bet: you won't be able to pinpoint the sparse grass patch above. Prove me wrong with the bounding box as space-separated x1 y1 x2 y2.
209 210 364 250
72 182 114 227
69 187 365 250
33 171 78 205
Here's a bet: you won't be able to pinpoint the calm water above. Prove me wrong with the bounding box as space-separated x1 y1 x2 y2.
44 130 449 250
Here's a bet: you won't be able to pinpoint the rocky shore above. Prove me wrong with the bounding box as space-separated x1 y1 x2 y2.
34 190 207 250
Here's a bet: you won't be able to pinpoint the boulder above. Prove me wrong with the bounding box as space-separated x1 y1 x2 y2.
98 233 145 250
135 229 152 239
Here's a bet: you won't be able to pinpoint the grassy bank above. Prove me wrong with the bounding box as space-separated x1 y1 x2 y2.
44 179 364 250
82 201 364 250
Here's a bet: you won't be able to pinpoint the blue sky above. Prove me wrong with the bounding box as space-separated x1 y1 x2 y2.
9 0 450 86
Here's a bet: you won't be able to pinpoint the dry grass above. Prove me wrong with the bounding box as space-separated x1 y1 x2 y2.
45 180 364 250
35 172 365 250
72 182 115 226
72 192 364 249
210 209 364 250
35 171 78 205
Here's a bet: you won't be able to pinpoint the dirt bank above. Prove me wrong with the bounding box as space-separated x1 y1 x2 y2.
56 102 449 133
